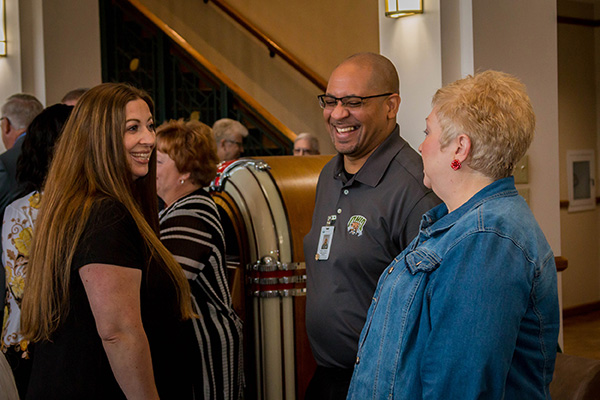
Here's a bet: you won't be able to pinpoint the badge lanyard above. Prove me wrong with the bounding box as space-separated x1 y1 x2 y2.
316 215 336 261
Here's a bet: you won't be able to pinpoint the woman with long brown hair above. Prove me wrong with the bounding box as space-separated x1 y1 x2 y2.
21 83 196 400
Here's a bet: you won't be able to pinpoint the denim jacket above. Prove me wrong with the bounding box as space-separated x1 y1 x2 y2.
347 177 559 400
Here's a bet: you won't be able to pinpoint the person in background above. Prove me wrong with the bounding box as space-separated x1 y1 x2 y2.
303 52 440 399
60 88 89 106
20 83 197 400
0 94 44 210
212 118 248 162
156 119 244 400
0 93 43 326
293 132 320 156
347 70 560 399
1 104 73 398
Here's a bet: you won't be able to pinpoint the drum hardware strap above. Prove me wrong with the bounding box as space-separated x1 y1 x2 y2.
247 256 305 272
247 256 307 297
251 288 307 298
251 275 307 285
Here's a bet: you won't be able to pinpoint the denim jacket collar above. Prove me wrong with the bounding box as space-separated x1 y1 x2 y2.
420 176 518 238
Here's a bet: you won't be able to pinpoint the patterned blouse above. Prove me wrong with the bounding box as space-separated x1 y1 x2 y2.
1 191 40 357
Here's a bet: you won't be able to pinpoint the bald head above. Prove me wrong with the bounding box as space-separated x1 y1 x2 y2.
323 53 401 172
339 52 400 95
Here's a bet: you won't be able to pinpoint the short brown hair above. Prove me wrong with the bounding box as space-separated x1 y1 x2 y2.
157 119 219 187
432 70 535 180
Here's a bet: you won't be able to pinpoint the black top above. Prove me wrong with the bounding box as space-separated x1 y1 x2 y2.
26 199 194 400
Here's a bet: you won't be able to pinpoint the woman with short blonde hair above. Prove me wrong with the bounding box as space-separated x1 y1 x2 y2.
348 71 559 399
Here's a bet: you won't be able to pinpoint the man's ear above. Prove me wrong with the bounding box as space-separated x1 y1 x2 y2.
386 94 401 119
218 139 227 149
2 118 13 137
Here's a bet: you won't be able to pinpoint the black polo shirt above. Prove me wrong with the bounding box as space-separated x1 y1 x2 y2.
304 125 441 368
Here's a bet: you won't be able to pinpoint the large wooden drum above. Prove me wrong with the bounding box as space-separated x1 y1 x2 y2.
210 155 332 400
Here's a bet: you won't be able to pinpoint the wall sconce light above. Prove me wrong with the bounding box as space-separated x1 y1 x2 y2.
385 0 423 18
0 0 6 56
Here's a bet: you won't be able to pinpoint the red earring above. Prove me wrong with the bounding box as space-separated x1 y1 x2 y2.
450 159 461 170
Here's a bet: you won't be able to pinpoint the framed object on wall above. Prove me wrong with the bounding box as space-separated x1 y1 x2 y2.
567 149 596 213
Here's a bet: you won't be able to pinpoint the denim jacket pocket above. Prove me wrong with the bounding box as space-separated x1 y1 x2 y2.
405 248 441 274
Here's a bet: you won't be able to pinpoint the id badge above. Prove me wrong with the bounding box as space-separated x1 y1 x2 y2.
316 226 334 261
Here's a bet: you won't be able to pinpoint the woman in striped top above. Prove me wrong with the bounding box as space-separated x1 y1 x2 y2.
156 119 244 400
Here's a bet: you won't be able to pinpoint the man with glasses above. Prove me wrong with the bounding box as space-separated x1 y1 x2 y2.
212 118 249 162
293 132 320 156
303 53 439 399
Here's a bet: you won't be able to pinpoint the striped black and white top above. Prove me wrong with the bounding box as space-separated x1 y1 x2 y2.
159 188 244 400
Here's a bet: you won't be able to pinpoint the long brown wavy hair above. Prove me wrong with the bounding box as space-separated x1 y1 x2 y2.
21 83 194 342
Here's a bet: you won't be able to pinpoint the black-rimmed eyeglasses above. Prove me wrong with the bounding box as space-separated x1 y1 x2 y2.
317 93 394 109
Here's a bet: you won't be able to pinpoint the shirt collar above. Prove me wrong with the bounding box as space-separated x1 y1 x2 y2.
332 124 406 187
421 176 518 235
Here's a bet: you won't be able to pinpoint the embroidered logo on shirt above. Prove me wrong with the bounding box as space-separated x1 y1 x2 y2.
347 215 367 236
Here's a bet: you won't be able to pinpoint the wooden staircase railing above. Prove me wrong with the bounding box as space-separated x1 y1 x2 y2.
202 0 328 92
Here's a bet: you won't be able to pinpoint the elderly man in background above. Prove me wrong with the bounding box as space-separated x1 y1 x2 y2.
0 94 44 211
303 53 440 399
61 88 89 106
293 132 320 156
212 118 249 162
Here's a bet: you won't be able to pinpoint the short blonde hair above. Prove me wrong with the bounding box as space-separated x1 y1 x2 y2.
433 70 535 180
157 119 219 187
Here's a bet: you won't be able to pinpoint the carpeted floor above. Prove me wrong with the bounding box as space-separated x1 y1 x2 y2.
563 309 600 360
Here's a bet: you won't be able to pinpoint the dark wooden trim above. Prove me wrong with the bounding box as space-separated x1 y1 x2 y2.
205 0 327 92
555 256 568 272
559 197 600 209
557 16 600 27
563 301 600 319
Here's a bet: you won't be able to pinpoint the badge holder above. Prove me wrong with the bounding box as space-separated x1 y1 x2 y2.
316 215 336 261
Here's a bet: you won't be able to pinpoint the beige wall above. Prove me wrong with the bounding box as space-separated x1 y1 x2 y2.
0 0 101 112
41 0 102 105
558 0 600 308
0 0 24 153
471 0 561 254
378 0 443 150
139 0 379 154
